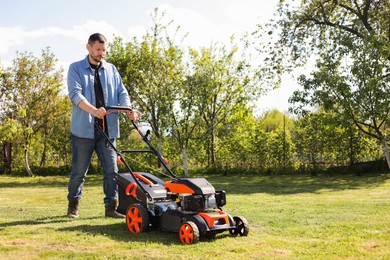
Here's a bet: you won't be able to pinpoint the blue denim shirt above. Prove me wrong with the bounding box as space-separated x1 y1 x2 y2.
68 56 130 139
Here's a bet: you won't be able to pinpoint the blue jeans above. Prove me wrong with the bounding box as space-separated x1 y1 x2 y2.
67 131 118 205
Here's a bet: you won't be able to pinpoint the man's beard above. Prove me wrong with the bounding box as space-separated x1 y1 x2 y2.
89 54 103 64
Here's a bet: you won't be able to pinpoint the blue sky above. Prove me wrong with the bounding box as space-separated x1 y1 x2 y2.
1 0 297 113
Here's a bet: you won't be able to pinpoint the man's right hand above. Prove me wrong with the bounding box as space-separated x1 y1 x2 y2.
77 99 106 119
92 107 107 119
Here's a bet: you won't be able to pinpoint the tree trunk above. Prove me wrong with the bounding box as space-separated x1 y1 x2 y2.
349 127 354 166
181 146 189 177
40 132 47 167
380 136 390 170
24 145 34 176
210 128 215 166
3 141 12 174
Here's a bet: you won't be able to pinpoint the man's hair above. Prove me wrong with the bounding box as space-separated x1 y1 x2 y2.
88 33 107 45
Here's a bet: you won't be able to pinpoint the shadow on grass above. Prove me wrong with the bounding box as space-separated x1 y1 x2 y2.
0 214 223 245
0 216 101 231
58 222 236 245
58 223 183 245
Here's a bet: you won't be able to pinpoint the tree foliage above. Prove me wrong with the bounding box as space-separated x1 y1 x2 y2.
0 48 68 175
1 5 387 176
187 39 262 167
108 9 262 174
256 0 390 169
293 109 379 170
108 8 190 175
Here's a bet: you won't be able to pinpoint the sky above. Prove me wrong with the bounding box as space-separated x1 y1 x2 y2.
0 0 298 114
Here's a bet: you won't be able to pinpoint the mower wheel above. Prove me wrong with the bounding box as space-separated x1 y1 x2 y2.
126 203 149 233
229 215 249 237
179 221 199 245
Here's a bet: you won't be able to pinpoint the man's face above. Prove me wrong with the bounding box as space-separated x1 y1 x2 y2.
87 41 106 64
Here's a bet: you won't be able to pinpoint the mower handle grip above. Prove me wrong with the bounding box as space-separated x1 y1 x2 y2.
105 105 133 111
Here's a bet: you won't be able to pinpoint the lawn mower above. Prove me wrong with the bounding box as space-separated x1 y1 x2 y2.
99 106 249 244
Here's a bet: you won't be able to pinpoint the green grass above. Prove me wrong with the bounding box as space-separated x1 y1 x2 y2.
0 173 389 259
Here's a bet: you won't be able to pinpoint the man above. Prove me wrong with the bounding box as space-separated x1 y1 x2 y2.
67 33 135 218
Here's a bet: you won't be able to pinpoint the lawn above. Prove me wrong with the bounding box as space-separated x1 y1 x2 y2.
0 172 389 259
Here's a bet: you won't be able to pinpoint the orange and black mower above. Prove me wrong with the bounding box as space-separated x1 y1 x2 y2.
98 106 249 245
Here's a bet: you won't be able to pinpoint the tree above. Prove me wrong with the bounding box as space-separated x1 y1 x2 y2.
1 48 64 175
169 68 203 177
293 109 382 171
189 40 262 167
41 96 71 167
259 109 295 171
256 0 390 169
108 9 263 174
108 9 191 174
212 105 257 170
0 64 15 173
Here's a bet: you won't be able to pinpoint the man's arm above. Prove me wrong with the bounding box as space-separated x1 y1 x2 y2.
67 62 105 119
77 99 106 119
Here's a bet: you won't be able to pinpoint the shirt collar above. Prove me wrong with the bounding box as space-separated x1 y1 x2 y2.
83 55 106 69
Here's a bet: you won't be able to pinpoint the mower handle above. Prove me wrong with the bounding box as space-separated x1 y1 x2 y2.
105 105 177 179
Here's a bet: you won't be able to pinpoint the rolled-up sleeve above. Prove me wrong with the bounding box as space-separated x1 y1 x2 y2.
68 62 86 107
115 68 130 107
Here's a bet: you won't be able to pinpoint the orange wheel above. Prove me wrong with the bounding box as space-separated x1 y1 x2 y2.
126 204 149 233
179 221 199 245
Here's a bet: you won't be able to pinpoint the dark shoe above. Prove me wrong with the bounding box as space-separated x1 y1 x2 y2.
105 199 125 218
67 200 79 218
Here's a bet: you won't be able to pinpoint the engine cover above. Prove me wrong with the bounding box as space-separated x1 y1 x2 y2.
164 178 216 195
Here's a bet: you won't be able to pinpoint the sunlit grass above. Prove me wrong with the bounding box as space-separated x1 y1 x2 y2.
0 173 389 259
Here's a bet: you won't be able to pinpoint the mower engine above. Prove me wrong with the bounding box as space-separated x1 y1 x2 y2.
164 178 226 212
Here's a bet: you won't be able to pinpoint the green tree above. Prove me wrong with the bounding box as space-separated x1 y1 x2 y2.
259 110 295 171
213 105 256 170
108 9 191 174
42 96 71 167
293 110 382 171
109 9 263 175
0 64 16 173
109 35 174 155
256 0 390 169
0 118 21 173
259 109 294 133
1 48 64 175
169 67 203 177
189 40 261 167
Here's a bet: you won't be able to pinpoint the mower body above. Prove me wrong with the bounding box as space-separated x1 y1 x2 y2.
116 172 246 243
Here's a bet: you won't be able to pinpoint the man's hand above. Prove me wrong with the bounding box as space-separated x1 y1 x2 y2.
77 99 107 119
126 109 140 121
92 107 107 119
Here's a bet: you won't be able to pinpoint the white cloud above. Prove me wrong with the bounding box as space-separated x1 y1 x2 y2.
0 20 122 57
70 20 123 42
152 4 225 48
127 25 147 40
0 26 27 55
144 3 276 50
224 1 276 24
